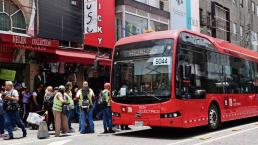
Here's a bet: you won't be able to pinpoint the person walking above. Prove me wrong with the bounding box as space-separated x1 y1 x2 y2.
2 81 27 140
43 86 55 131
52 85 69 137
101 83 115 133
21 87 30 127
64 82 75 133
76 81 95 134
0 87 5 137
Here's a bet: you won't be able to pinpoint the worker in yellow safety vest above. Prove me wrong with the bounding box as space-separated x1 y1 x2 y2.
76 81 95 134
52 85 68 137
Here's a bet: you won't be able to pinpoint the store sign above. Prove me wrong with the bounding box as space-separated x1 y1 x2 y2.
0 69 16 81
84 0 115 49
0 34 59 53
170 0 200 32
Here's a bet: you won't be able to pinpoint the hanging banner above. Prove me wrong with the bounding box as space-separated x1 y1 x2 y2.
27 0 36 36
170 0 200 32
0 69 16 81
84 0 115 49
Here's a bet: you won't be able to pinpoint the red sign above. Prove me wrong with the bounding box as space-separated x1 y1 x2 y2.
0 34 59 53
83 0 115 49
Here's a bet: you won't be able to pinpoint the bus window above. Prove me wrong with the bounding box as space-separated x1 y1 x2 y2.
176 44 207 99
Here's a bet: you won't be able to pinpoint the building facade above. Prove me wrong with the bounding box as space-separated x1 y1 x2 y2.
199 0 258 51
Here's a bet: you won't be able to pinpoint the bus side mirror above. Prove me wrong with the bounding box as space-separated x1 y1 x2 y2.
185 65 192 79
94 59 99 71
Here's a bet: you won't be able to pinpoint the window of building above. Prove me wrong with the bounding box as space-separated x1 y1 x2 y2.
252 1 255 14
148 0 160 8
125 13 148 37
149 20 168 31
135 0 147 4
159 0 164 10
0 0 26 33
256 5 258 15
240 25 243 37
233 23 237 34
232 0 237 5
246 0 249 7
240 0 244 7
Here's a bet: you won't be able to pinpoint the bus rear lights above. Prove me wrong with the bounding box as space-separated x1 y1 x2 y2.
160 111 181 118
112 112 121 117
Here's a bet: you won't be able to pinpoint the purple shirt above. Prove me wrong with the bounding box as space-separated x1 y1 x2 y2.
22 93 31 104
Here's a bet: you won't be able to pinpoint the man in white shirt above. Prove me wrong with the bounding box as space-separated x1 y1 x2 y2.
2 81 27 140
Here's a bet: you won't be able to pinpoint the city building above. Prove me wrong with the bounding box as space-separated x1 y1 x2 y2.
199 0 258 51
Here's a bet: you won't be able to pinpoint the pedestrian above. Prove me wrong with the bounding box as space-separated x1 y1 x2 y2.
76 81 95 134
101 83 115 133
52 85 69 137
64 82 75 133
43 86 55 131
34 84 44 113
2 81 27 140
0 86 5 137
72 86 80 123
21 87 31 127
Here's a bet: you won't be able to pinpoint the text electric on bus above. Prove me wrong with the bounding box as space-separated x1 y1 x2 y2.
111 30 258 130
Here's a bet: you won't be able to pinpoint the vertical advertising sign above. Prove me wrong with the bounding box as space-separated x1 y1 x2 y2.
170 0 200 32
84 0 115 49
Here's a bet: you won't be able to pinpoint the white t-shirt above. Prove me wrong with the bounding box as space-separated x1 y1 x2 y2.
5 89 19 98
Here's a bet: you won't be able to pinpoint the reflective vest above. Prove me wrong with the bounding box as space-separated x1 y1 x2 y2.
78 89 94 107
102 89 111 107
65 91 74 109
53 92 64 112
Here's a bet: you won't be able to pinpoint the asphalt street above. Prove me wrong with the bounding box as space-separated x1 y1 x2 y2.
2 117 258 145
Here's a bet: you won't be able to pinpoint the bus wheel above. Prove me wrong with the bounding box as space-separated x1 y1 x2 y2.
208 104 220 130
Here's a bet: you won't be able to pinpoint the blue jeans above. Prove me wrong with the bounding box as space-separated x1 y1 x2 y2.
79 109 94 134
103 107 112 131
0 114 4 134
4 110 26 137
74 104 80 122
66 109 74 130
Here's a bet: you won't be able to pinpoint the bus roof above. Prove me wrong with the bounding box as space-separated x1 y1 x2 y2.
115 29 258 63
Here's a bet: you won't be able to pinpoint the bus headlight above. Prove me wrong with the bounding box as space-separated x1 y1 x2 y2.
160 111 181 118
112 112 121 117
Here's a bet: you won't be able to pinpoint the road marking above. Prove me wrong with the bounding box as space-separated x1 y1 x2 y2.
166 139 193 145
194 121 258 139
47 139 72 145
192 126 258 145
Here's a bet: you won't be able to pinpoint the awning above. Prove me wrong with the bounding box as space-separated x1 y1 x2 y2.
55 49 112 66
0 33 59 53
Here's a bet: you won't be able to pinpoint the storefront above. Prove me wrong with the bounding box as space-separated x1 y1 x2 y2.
0 33 111 91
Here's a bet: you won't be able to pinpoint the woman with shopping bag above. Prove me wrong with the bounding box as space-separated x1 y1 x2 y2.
52 85 69 137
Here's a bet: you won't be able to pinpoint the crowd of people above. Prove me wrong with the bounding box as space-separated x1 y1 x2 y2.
0 80 120 140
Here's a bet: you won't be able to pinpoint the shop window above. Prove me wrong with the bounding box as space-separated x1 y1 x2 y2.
125 13 148 37
0 0 26 33
149 20 168 32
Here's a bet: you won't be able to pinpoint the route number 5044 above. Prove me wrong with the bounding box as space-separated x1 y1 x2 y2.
153 57 171 66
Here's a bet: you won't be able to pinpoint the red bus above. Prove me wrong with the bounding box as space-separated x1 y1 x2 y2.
111 30 258 130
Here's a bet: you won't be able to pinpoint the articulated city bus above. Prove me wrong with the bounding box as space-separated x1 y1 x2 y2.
111 30 258 130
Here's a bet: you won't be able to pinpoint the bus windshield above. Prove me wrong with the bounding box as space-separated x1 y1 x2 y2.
112 39 173 104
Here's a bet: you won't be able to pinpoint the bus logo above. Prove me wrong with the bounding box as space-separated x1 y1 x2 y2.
136 113 142 118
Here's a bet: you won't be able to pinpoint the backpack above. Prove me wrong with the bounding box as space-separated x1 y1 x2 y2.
98 91 108 108
81 89 91 112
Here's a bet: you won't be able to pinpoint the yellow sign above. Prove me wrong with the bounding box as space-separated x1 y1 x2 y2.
0 69 16 81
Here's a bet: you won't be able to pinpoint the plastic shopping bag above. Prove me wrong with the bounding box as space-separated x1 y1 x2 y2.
26 112 45 125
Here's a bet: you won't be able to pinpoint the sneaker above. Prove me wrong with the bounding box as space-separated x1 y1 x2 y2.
13 127 18 131
23 130 27 137
68 128 75 133
108 130 115 133
103 130 109 134
3 135 14 140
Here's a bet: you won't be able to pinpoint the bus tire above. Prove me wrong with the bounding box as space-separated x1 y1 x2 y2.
208 103 221 130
